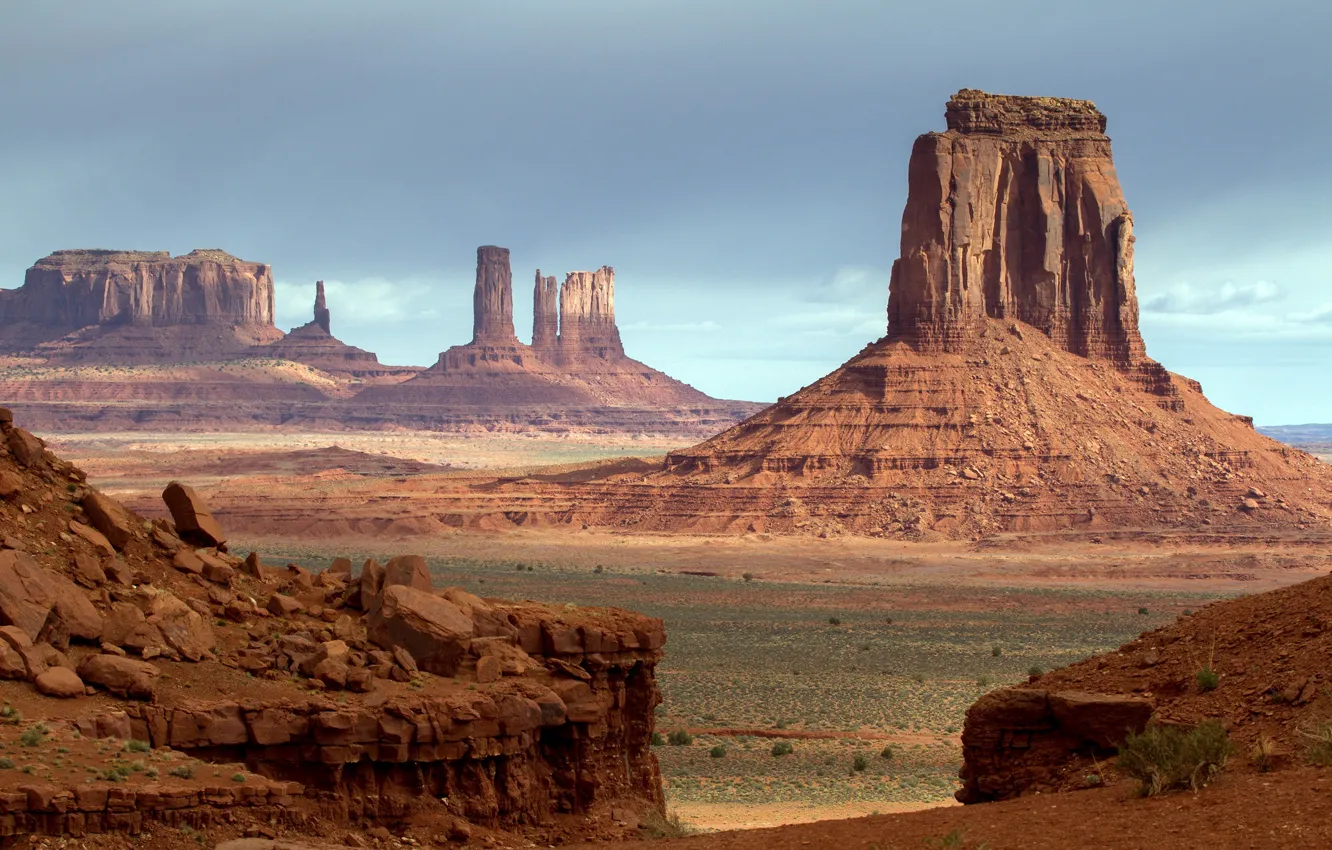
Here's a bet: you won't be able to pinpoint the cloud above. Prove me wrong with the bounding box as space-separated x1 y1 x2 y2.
273 277 441 331
1140 280 1284 315
1289 303 1332 325
804 266 891 303
620 320 722 332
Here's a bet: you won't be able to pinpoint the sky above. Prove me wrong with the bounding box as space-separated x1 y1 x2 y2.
2 1 1330 425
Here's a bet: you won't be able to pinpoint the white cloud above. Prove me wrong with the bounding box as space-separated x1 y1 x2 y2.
1141 280 1284 315
273 277 441 330
619 319 722 332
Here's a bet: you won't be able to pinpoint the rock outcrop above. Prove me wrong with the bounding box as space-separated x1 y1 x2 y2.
356 246 763 432
508 89 1332 537
888 89 1144 364
260 282 422 383
0 249 282 356
0 408 667 843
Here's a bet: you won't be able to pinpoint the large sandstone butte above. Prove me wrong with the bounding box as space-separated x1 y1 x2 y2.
353 245 764 431
0 249 284 360
0 407 666 844
459 89 1331 538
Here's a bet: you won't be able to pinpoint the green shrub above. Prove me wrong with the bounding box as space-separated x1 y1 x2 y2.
231 773 246 783
991 646 1002 658
1028 666 1045 678
709 745 726 758
880 745 894 760
976 675 993 689
1138 607 1149 615
0 758 12 770
1117 721 1231 796
771 741 794 757
123 739 151 753
650 732 664 746
828 617 841 626
1196 666 1220 692
742 572 754 582
19 727 43 747
852 754 869 772
169 764 196 779
666 730 693 746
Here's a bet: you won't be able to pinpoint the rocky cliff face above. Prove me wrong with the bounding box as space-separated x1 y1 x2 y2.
558 267 624 362
887 89 1145 364
471 246 519 346
0 249 277 351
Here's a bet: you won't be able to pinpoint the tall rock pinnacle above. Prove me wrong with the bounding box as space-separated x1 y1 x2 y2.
532 270 559 354
558 267 623 361
313 280 331 335
887 88 1145 364
471 246 518 345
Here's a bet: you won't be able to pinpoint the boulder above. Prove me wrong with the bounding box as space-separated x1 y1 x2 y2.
357 559 385 610
476 655 501 684
68 521 115 557
35 667 84 699
6 428 45 468
383 555 432 594
162 481 227 547
145 592 215 661
0 550 56 641
71 552 107 587
267 593 302 617
0 469 21 500
173 549 204 575
327 557 353 579
44 571 103 643
366 585 474 676
77 654 159 699
0 642 25 679
100 603 164 654
80 490 136 551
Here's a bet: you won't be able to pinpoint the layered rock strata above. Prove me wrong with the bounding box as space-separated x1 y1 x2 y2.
0 249 281 356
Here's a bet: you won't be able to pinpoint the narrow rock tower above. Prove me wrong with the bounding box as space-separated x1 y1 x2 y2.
471 246 518 345
532 270 559 355
313 281 331 335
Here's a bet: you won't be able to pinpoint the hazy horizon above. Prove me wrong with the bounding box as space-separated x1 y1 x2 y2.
3 1 1330 424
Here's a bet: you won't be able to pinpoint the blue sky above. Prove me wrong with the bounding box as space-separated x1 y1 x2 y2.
2 1 1330 424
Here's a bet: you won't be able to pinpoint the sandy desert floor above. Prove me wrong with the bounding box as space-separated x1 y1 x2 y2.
45 430 1332 832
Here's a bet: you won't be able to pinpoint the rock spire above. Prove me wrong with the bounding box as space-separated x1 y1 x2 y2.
313 280 330 335
532 270 559 354
471 246 518 345
887 88 1145 364
558 267 623 361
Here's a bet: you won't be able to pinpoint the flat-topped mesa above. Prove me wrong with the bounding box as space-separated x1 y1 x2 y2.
313 280 331 334
0 249 276 349
558 266 624 361
471 245 519 345
532 270 560 355
887 89 1146 366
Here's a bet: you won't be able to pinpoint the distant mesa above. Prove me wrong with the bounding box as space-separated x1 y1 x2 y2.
0 249 283 361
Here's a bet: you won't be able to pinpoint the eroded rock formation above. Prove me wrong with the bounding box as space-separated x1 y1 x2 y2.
0 249 278 352
313 280 331 334
472 246 519 345
557 267 624 362
532 270 559 355
887 89 1144 364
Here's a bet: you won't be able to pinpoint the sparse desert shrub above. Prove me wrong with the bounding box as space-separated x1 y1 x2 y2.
709 745 726 758
1196 666 1220 692
1138 607 1149 615
828 617 841 626
169 764 196 779
1028 665 1044 678
1250 733 1277 772
19 727 44 748
1117 721 1231 796
991 646 1002 658
231 773 246 783
880 745 894 760
852 754 869 772
976 675 993 689
639 810 694 839
123 739 150 753
666 730 693 746
771 741 794 757
0 758 12 770
1300 718 1332 766
923 827 989 849
593 565 603 574
650 732 664 746
742 572 754 582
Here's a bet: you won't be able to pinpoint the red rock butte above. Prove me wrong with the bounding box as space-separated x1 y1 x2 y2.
528 89 1332 538
353 245 763 431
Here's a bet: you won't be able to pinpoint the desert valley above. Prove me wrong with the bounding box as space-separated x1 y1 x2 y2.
3 11 1332 849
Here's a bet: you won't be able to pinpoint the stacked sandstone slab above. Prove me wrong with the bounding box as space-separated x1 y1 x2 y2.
540 89 1332 538
0 409 667 840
